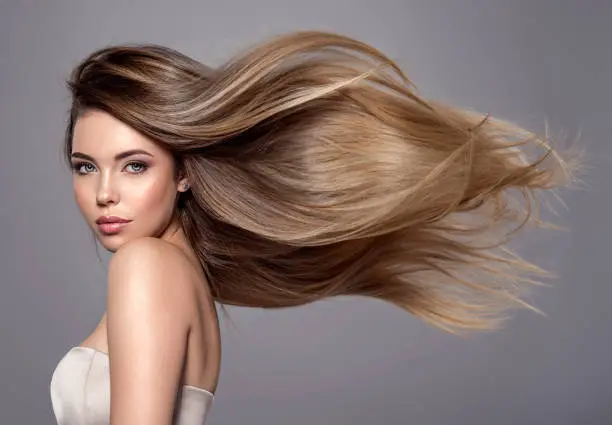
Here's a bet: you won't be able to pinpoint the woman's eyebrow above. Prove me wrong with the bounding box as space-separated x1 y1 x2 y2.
71 149 154 162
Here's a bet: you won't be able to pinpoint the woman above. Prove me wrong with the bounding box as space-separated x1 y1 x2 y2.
49 30 577 425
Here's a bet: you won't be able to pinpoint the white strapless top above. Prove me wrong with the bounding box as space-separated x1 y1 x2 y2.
50 346 214 425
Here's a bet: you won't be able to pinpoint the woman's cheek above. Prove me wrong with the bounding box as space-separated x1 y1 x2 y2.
132 178 171 212
73 182 93 218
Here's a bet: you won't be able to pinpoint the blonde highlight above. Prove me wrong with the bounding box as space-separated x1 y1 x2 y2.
64 31 581 335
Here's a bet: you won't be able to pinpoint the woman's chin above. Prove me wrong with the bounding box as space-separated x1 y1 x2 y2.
96 233 127 253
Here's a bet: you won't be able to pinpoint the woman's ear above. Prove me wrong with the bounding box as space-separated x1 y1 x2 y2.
174 157 189 192
177 178 190 192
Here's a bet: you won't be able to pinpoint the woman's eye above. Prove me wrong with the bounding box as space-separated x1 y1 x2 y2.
72 162 95 174
125 162 147 174
71 161 147 175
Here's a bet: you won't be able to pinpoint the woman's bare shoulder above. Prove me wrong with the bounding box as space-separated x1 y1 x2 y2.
110 236 192 266
105 237 200 423
107 237 204 321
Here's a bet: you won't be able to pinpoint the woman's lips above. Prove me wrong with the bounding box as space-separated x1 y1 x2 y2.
97 221 131 235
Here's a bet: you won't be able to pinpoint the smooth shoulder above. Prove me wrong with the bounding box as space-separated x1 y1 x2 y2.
109 237 199 279
104 237 203 424
107 237 199 324
109 236 192 267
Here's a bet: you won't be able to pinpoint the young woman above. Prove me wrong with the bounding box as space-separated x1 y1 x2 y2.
49 30 577 425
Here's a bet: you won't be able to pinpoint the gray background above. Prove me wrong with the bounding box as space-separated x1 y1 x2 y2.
1 1 610 424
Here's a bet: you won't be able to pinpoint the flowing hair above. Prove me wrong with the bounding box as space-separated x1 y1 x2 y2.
63 31 581 335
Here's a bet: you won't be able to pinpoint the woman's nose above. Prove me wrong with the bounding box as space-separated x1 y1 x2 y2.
96 173 119 206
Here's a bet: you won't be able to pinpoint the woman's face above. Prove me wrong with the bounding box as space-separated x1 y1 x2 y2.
71 110 188 252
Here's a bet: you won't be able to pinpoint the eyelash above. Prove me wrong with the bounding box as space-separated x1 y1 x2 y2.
71 161 149 175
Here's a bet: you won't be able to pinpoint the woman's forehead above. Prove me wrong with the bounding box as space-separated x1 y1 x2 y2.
72 110 163 159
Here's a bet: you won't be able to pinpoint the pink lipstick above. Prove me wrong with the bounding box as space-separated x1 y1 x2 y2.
95 216 131 235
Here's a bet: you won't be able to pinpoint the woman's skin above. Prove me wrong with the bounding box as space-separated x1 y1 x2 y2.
70 110 221 425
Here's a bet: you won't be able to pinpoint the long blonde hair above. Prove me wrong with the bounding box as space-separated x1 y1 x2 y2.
64 31 580 335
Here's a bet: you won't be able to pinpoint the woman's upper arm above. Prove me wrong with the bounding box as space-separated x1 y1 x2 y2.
106 237 194 425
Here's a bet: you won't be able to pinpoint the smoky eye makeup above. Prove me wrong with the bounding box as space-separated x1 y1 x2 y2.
70 160 150 175
71 161 95 175
124 160 149 174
